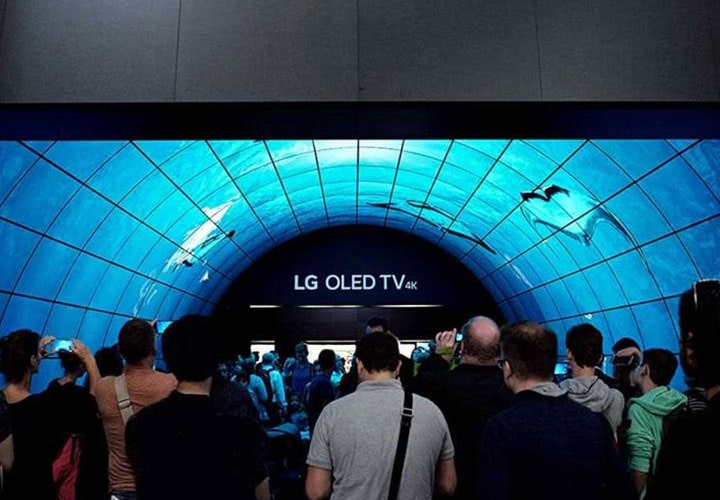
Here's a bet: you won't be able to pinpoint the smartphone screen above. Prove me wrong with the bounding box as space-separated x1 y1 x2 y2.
54 339 74 352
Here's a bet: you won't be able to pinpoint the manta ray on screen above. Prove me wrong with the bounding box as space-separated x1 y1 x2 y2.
367 200 497 254
519 184 636 248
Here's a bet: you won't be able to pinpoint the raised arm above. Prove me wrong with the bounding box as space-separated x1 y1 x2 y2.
72 339 101 395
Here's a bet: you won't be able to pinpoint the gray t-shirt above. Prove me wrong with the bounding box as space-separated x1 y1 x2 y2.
307 378 454 500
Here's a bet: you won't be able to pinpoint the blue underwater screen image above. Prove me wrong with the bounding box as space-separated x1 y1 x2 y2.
1 139 718 389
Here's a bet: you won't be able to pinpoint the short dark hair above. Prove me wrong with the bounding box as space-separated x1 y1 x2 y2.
500 321 557 380
566 323 604 368
679 280 720 387
318 349 336 371
356 331 400 373
642 348 679 387
365 316 389 332
59 350 84 374
94 346 124 377
162 315 218 382
118 319 155 365
0 329 40 383
612 337 640 353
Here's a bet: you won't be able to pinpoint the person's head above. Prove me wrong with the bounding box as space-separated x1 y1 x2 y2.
335 354 345 373
236 368 251 386
217 362 230 380
261 352 276 366
0 329 41 383
461 316 501 364
498 321 557 390
678 279 720 388
295 342 309 363
162 314 218 382
611 337 642 381
364 316 389 335
318 349 336 373
59 350 85 377
632 348 679 392
565 323 604 369
94 346 124 377
356 331 400 379
398 354 414 386
118 319 156 366
612 337 641 353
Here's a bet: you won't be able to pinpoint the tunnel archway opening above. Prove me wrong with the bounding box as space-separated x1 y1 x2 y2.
211 224 504 360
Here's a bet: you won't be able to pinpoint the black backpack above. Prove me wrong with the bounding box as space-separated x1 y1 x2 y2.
647 401 691 488
662 401 690 438
257 367 276 399
256 367 282 425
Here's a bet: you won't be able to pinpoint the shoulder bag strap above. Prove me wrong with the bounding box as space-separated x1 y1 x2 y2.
114 374 134 425
388 389 413 500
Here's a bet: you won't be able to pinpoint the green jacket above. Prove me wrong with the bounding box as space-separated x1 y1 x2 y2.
626 386 687 498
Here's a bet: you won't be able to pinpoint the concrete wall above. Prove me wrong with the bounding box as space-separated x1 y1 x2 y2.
0 0 718 102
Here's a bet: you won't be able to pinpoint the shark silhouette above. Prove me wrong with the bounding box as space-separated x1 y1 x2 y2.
367 200 496 254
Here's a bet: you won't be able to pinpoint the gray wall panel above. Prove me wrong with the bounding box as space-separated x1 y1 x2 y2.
537 0 717 101
358 0 540 100
176 0 357 101
0 0 6 57
708 0 720 99
0 0 179 102
0 0 718 103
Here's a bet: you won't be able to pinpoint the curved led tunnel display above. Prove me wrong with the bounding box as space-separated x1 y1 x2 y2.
1 138 719 390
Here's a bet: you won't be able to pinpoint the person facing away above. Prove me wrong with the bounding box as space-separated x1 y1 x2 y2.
0 330 56 499
676 307 708 412
306 349 337 435
258 351 287 425
44 345 108 500
475 320 637 500
125 314 270 500
645 279 720 500
560 323 625 437
624 348 687 499
284 342 313 399
94 346 124 378
612 337 644 403
337 316 390 399
305 330 456 500
408 316 513 500
94 319 177 500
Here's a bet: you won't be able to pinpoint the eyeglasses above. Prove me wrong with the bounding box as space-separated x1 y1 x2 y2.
496 357 507 369
693 279 720 312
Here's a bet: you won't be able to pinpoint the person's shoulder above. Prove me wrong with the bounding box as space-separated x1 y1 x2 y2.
149 370 178 387
608 386 625 404
96 375 116 393
413 392 447 417
131 395 173 427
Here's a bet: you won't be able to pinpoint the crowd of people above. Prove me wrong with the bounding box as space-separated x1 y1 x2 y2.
0 279 717 500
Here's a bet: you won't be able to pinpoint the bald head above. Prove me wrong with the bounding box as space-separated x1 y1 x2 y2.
461 316 501 365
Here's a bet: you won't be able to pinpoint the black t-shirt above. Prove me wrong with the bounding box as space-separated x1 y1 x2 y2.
4 393 56 500
43 380 109 500
126 391 268 500
0 391 11 442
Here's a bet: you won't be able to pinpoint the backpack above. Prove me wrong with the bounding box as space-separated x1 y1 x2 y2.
52 433 83 500
257 367 282 426
662 401 690 438
256 366 275 401
647 401 691 487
